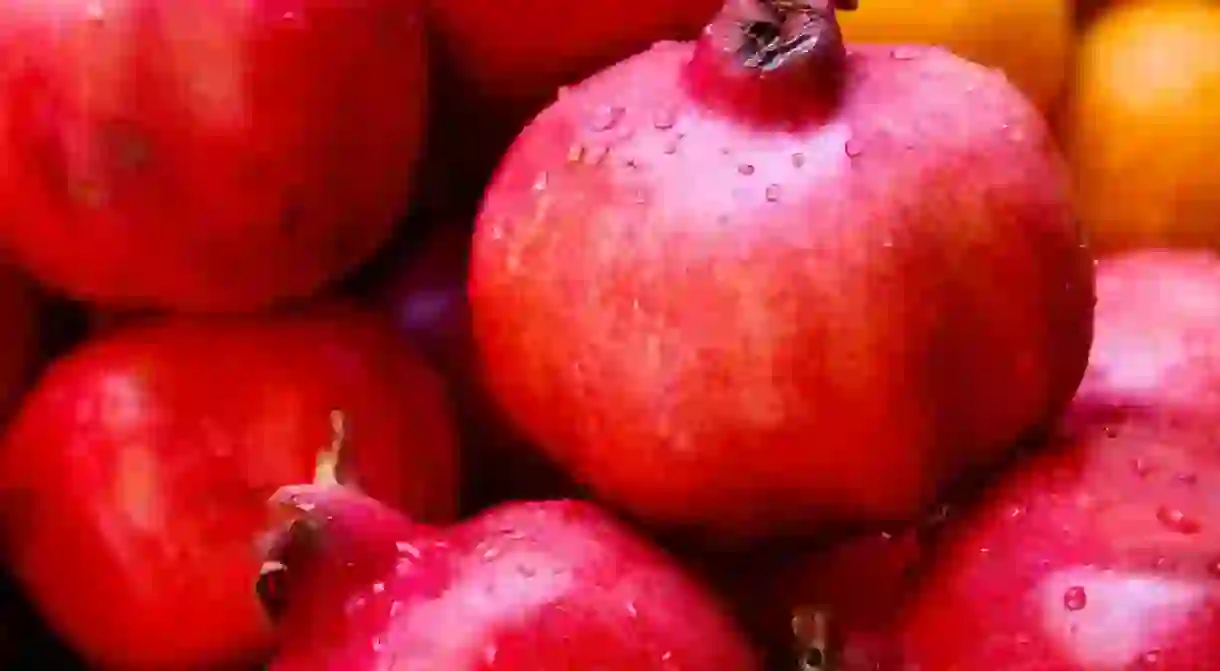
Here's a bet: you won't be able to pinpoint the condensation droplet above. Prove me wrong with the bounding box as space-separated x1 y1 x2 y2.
662 134 683 155
1063 585 1087 611
764 184 782 202
738 164 755 176
1157 506 1202 535
652 108 677 130
890 47 919 61
791 152 806 168
532 172 549 192
844 139 863 158
567 145 587 163
588 106 625 132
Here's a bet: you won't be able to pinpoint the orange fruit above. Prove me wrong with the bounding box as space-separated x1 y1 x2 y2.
1067 2 1220 251
838 0 1072 111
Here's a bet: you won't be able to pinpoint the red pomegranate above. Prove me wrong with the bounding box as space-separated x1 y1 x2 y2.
261 464 762 670
0 305 458 668
0 1 427 311
469 0 1094 539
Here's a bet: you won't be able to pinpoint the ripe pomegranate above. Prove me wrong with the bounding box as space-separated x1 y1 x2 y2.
261 459 762 670
895 404 1220 669
469 0 1094 539
0 1 427 312
1076 250 1220 421
0 305 458 668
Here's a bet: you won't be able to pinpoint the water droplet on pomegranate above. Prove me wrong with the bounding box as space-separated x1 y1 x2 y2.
586 145 610 165
371 636 385 652
567 145 587 163
652 108 677 130
1104 426 1118 438
1009 505 1027 519
881 239 895 249
1175 472 1198 485
662 134 683 155
396 541 422 560
1207 558 1220 577
1131 458 1153 477
1157 506 1202 534
890 47 919 60
532 172 549 192
1063 585 1087 611
844 139 863 158
791 152 806 168
738 164 755 176
632 189 649 204
389 600 403 617
1135 649 1162 667
625 601 639 618
764 184 782 202
371 581 385 594
588 106 625 132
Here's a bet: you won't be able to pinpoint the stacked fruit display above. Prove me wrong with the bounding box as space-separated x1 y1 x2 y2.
0 0 1214 668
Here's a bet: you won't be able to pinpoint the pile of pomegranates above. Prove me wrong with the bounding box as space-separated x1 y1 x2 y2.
0 0 1211 668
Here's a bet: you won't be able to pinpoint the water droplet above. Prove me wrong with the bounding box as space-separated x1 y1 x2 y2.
588 106 625 132
1157 506 1202 534
1063 585 1087 611
585 145 610 165
348 596 369 614
371 636 385 652
764 184 782 202
738 164 755 176
371 581 385 594
389 600 403 617
890 47 919 61
662 134 683 155
625 601 638 618
791 152 806 168
1104 426 1118 438
484 645 498 664
1008 505 1026 519
482 545 503 560
1207 557 1220 577
1136 649 1162 667
396 541 422 560
632 189 649 204
532 172 549 192
881 239 894 249
844 139 863 158
1175 472 1198 485
567 145 587 163
652 108 677 130
1131 458 1153 477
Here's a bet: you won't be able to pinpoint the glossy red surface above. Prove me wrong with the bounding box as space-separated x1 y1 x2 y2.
0 304 458 668
470 34 1094 539
0 1 427 311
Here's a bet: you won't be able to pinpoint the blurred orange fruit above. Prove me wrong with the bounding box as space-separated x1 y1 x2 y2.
1066 2 1220 251
838 0 1072 110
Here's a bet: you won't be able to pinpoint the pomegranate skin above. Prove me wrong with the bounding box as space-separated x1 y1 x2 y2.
268 493 762 670
895 407 1220 670
0 1 427 312
0 305 459 668
470 38 1094 538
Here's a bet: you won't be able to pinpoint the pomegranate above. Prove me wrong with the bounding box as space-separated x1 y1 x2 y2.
0 1 427 312
0 304 458 668
469 0 1094 539
261 453 763 670
895 405 1220 669
1076 250 1220 421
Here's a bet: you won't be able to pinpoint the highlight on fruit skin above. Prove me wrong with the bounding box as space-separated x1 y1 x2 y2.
468 0 1094 540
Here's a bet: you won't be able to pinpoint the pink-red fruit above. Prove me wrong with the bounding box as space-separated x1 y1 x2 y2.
265 488 762 670
470 0 1094 538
